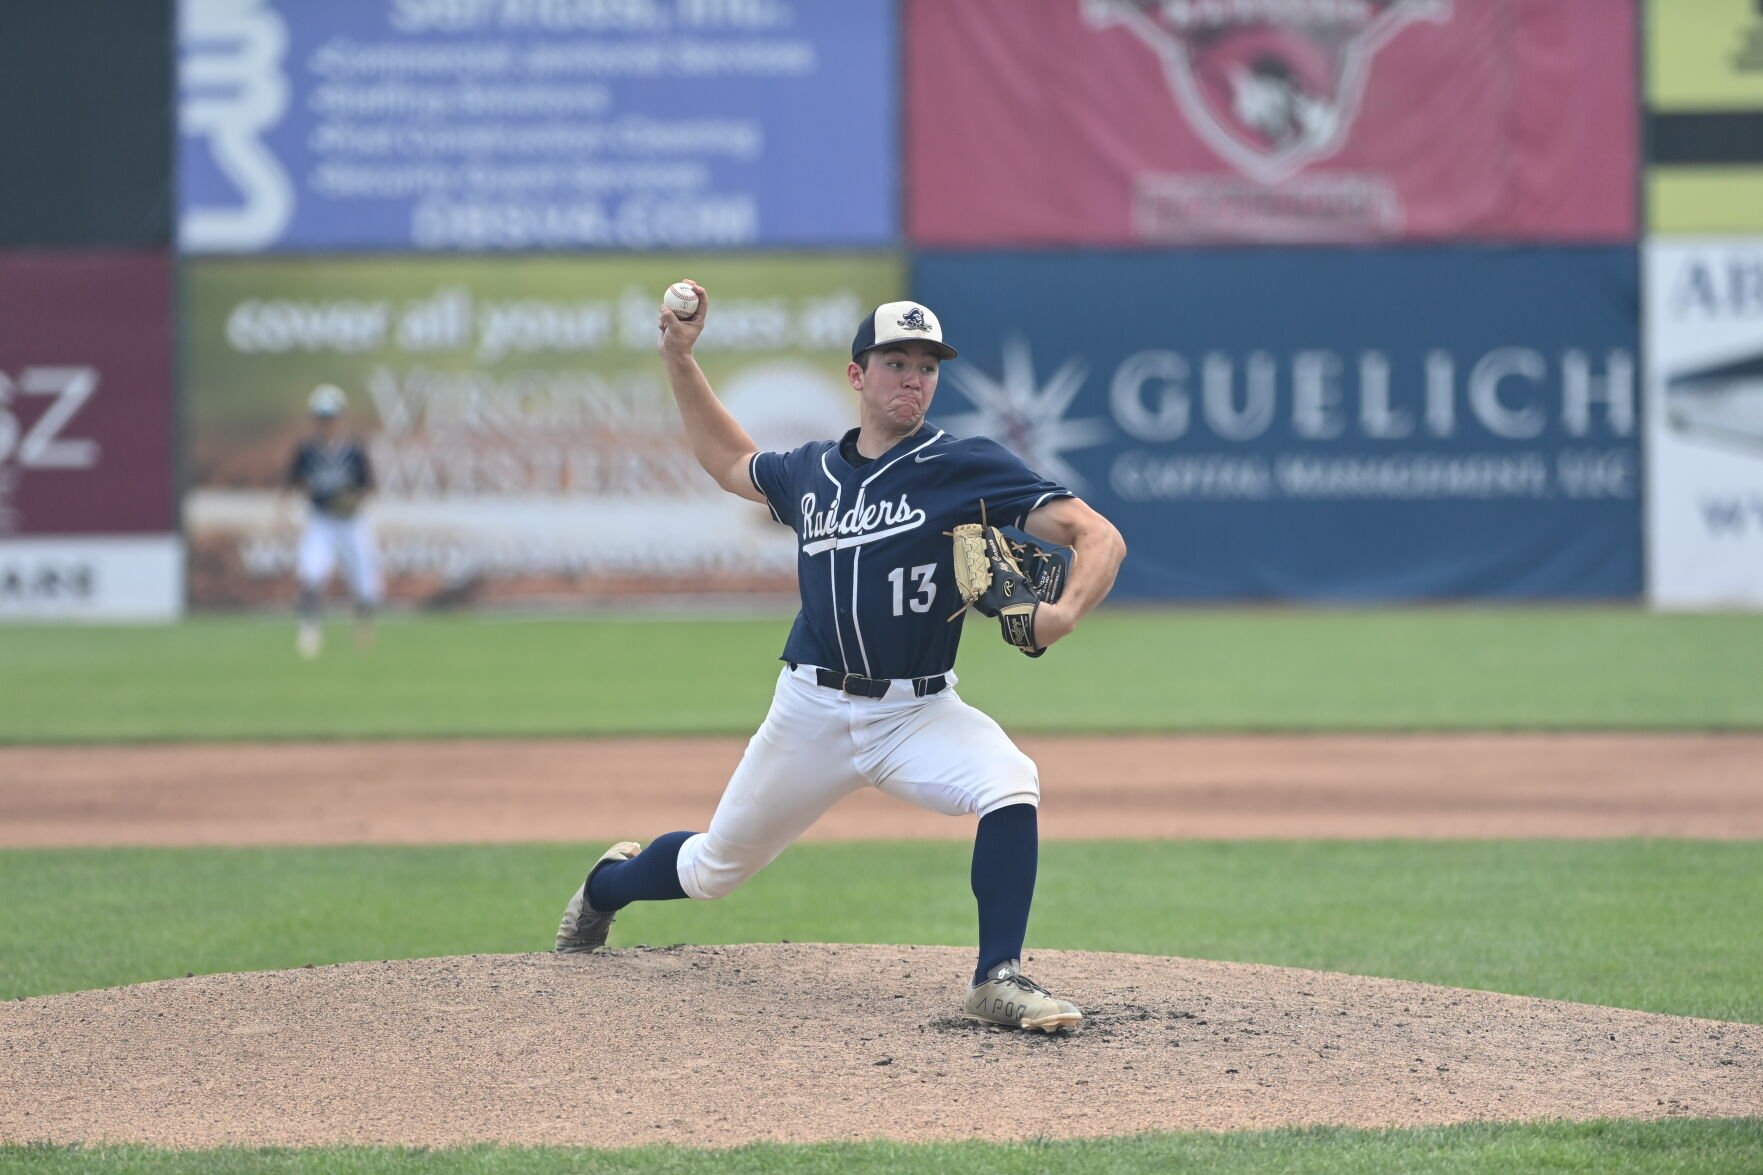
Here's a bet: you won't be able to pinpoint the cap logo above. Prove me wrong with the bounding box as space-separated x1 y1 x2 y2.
896 306 932 333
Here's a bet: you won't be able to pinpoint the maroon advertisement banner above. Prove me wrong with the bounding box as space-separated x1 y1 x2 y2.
907 0 1637 245
0 252 174 535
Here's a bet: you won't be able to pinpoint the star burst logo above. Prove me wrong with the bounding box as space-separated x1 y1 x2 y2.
937 337 1113 493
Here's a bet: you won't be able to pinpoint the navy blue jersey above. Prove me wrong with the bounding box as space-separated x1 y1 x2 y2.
286 438 373 516
750 426 1071 680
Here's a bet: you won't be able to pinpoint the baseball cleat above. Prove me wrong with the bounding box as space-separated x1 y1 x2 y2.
554 840 641 954
963 959 1083 1033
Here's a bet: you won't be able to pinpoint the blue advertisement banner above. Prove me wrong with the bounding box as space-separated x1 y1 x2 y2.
916 248 1641 600
178 0 894 252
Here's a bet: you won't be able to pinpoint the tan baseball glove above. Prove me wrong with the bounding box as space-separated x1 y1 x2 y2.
950 522 1068 657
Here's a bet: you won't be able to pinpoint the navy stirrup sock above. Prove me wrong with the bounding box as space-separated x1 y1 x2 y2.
971 802 1039 984
586 830 693 911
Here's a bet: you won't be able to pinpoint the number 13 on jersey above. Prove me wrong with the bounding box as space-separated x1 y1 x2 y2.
888 564 937 615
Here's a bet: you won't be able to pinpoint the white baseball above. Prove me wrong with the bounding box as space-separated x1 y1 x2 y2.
663 281 700 321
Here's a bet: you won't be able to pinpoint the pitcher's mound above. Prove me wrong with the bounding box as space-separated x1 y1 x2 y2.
3 944 1758 1148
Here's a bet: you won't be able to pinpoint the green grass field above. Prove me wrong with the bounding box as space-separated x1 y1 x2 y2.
9 1119 1763 1174
5 841 1761 1021
2 608 1761 742
4 608 1760 1171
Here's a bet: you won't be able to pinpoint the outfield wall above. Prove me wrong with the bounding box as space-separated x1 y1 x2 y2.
17 2 1763 614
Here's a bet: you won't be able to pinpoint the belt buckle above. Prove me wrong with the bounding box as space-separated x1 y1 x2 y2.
841 673 866 696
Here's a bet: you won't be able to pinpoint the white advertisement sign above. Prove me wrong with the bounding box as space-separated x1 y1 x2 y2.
0 536 185 621
1645 240 1763 607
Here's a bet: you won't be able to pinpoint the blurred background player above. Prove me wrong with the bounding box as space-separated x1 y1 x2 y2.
278 384 382 658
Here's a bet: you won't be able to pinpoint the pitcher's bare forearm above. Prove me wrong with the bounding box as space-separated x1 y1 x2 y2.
655 279 762 502
1022 496 1127 647
1057 520 1125 620
661 350 762 501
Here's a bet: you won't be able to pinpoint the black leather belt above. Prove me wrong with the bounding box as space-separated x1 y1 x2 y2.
794 664 948 699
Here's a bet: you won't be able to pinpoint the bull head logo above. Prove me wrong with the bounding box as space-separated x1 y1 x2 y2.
1082 0 1451 183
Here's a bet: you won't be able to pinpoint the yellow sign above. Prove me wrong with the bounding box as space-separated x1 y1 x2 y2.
1648 0 1763 108
1651 169 1763 230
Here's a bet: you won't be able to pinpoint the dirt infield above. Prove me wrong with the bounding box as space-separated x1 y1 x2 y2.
5 733 1760 1148
5 733 1762 846
4 945 1758 1148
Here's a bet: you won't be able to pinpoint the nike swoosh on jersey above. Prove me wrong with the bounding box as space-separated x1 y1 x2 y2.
913 451 945 463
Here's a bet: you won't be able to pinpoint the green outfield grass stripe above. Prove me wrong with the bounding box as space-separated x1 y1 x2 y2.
3 609 1762 741
4 1118 1762 1173
4 841 1760 1024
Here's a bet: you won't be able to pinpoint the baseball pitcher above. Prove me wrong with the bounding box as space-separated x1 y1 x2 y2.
554 285 1127 1032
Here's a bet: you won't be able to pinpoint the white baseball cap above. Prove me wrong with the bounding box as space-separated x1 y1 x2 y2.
851 301 958 362
308 384 347 416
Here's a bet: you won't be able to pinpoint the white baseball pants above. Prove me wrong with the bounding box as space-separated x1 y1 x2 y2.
297 513 383 604
675 664 1040 901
